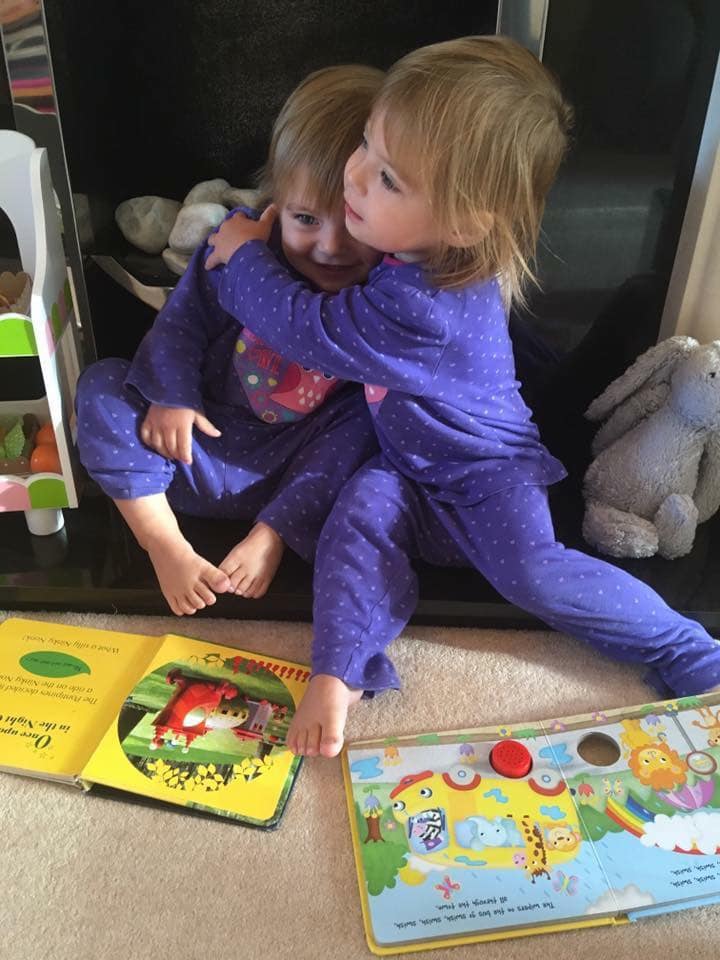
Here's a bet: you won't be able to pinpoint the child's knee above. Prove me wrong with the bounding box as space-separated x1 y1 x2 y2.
76 358 131 413
342 463 411 513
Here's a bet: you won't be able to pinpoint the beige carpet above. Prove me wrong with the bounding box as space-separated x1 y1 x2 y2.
1 609 717 960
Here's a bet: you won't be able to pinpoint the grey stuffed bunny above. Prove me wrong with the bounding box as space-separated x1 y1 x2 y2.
582 335 720 559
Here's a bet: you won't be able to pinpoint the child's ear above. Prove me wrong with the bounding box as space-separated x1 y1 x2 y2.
445 211 494 248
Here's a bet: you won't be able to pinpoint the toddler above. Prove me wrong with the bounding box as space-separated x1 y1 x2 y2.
206 36 720 756
76 64 382 615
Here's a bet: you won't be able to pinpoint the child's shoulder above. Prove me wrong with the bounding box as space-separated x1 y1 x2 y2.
454 274 504 310
359 259 449 339
369 258 438 313
371 257 433 296
373 260 503 313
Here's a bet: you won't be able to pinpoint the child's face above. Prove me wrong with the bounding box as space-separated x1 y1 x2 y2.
343 112 445 261
278 179 380 293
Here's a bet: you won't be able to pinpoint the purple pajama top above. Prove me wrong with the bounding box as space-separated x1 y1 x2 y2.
126 218 342 425
217 242 566 506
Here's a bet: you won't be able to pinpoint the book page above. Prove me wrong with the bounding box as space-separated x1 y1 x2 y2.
548 696 720 916
344 727 617 951
343 692 720 952
0 618 163 779
81 633 308 828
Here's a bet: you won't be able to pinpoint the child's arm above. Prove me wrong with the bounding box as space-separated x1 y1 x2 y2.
127 241 226 413
209 222 449 392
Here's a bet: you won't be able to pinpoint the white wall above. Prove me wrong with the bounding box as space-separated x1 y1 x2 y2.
660 54 720 343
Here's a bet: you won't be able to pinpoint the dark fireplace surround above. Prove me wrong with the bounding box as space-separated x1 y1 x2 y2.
1 1 719 631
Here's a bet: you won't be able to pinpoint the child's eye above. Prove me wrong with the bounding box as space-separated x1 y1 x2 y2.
293 213 319 226
381 169 399 193
360 133 368 150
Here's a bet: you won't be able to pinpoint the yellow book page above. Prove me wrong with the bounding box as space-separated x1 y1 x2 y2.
81 633 308 827
0 618 162 779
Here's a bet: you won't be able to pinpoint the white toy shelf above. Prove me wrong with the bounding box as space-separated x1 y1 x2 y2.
0 130 83 535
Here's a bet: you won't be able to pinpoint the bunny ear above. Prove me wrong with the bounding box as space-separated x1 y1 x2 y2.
585 335 698 422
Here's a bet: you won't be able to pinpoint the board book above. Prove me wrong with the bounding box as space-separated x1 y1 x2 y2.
0 617 309 828
343 693 720 953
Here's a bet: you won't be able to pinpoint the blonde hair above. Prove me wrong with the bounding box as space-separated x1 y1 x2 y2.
257 64 384 212
376 35 573 302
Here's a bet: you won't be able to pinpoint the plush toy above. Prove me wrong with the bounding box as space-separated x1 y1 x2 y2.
582 335 720 559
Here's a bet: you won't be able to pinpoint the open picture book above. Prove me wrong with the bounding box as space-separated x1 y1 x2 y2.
0 617 309 828
343 693 720 953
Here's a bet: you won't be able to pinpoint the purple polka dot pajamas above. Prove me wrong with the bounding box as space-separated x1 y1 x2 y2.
216 241 720 697
75 232 378 565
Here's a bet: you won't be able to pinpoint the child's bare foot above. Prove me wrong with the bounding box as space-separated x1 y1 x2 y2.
147 534 231 616
218 521 285 598
287 674 363 758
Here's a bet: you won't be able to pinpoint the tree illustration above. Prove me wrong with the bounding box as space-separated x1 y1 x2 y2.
354 795 409 895
363 790 385 843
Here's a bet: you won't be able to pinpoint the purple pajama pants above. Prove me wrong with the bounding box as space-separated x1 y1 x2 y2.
75 358 378 563
312 454 720 697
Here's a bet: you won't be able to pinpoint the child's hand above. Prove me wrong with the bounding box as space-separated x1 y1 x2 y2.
140 404 221 465
205 205 278 270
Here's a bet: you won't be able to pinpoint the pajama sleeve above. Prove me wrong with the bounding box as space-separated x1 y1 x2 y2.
217 240 449 393
126 242 228 411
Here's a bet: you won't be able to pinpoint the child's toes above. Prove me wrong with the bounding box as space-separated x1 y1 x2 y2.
226 571 243 593
252 577 270 599
188 589 207 611
176 596 196 615
168 595 185 616
206 568 231 593
243 578 259 599
287 719 306 755
233 572 253 596
319 715 345 758
305 723 323 757
295 727 310 756
319 729 344 758
195 581 216 605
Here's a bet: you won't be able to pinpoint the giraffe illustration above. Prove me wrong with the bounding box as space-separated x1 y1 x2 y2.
508 814 550 883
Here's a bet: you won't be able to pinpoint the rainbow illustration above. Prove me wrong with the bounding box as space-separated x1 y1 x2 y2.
605 793 719 855
605 794 653 838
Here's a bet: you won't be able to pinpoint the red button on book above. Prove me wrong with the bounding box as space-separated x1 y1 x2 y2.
489 739 532 778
